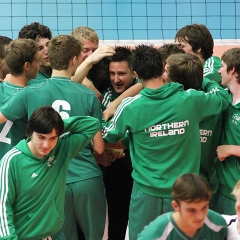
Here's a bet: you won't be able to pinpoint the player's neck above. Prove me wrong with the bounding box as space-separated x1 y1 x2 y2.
51 69 72 79
142 76 165 89
7 74 28 87
173 212 198 238
230 82 240 105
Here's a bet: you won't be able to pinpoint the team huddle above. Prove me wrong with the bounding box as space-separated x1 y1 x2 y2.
0 22 239 240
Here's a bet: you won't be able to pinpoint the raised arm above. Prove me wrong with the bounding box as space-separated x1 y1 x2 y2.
71 45 115 84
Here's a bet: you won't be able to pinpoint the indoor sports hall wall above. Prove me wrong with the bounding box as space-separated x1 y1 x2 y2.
0 0 239 56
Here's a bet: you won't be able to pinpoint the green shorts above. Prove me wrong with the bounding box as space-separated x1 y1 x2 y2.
129 183 172 240
210 189 235 215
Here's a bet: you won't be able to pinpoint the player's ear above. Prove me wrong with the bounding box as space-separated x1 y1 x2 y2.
172 200 180 212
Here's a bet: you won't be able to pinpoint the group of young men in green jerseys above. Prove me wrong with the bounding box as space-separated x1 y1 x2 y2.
0 22 240 240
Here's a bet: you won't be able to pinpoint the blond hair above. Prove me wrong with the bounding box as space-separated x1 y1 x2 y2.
70 26 99 44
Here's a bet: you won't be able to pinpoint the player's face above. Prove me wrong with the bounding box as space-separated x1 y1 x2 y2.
218 60 232 87
175 200 209 231
176 40 196 56
109 61 136 94
81 38 98 62
235 197 240 220
37 37 51 68
28 129 59 158
163 63 171 83
28 52 40 79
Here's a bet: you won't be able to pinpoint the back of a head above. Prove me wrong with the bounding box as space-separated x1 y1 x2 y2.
172 173 211 204
131 44 163 81
158 43 185 64
48 35 81 70
26 106 64 137
70 26 99 44
0 36 12 59
175 24 213 61
166 53 203 90
221 48 240 78
18 22 52 41
5 38 38 76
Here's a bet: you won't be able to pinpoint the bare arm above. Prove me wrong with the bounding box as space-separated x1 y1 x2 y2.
92 130 105 154
0 112 8 124
71 45 115 84
102 83 143 121
216 145 240 161
81 77 102 102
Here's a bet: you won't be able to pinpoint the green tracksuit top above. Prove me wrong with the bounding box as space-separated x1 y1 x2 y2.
0 116 100 240
0 76 103 182
102 79 229 198
217 93 240 200
101 78 139 111
198 79 224 180
0 81 27 159
137 210 227 240
203 56 222 85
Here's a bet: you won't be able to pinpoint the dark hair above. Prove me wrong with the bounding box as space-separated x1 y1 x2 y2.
48 35 81 70
172 173 211 204
5 39 38 76
158 43 185 64
88 57 111 93
175 24 213 61
131 44 163 81
166 53 203 90
18 22 52 41
0 36 12 59
221 48 240 80
108 46 133 71
26 106 64 137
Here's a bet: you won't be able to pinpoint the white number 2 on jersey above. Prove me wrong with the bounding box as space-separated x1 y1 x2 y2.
0 120 13 144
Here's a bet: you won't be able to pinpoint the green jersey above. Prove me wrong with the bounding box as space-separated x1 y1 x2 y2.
203 56 222 84
102 79 229 198
0 116 99 240
137 210 227 240
0 82 27 159
0 77 103 182
217 94 240 200
27 71 49 86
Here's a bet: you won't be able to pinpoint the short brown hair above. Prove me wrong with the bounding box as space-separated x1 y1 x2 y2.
5 38 38 76
166 53 203 90
172 173 211 204
48 35 81 70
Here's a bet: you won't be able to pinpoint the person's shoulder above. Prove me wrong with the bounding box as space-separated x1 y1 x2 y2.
138 212 173 240
222 214 238 225
206 209 228 226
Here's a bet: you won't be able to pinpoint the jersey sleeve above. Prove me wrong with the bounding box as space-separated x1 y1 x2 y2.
0 88 28 122
102 98 132 143
61 116 100 158
0 152 18 240
188 78 229 122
